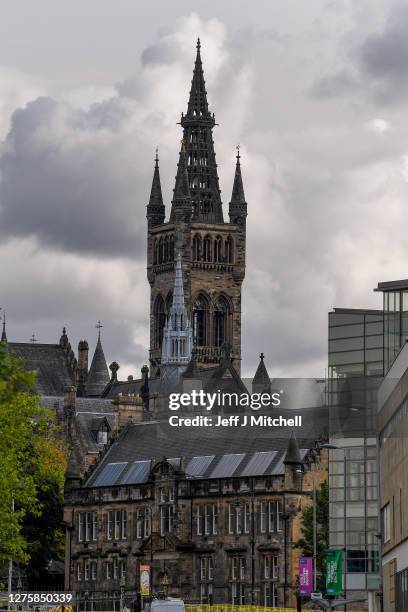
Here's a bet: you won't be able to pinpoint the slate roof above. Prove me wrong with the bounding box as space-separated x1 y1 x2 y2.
40 395 115 454
84 404 328 488
9 343 74 396
86 336 110 396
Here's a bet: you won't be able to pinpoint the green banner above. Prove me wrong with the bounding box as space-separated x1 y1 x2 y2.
325 549 343 596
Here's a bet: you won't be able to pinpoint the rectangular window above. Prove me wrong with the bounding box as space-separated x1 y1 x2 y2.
79 513 86 542
268 502 276 533
160 505 173 535
383 503 391 543
120 560 127 579
91 561 97 581
107 510 127 541
260 502 267 533
84 559 90 581
105 561 112 580
79 512 97 542
228 504 234 534
277 501 283 532
76 561 82 581
197 505 203 535
205 505 211 535
113 557 119 580
244 503 250 534
107 512 113 541
136 508 150 539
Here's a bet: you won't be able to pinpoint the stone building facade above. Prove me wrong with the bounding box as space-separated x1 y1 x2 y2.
147 39 247 375
64 415 328 610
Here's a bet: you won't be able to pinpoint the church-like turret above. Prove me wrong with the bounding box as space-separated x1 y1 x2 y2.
229 146 247 224
146 148 165 228
170 143 192 223
252 352 271 395
86 323 110 397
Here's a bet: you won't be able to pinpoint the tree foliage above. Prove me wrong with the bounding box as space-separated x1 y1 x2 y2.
294 480 329 592
0 343 67 576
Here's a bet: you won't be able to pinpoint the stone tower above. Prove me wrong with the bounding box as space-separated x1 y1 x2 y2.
147 39 247 375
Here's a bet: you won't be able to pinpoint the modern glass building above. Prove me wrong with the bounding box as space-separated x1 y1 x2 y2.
328 308 383 600
375 280 408 372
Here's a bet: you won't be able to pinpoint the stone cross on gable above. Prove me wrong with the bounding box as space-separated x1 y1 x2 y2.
95 320 103 339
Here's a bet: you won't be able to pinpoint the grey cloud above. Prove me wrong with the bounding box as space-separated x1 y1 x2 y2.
311 3 408 105
0 96 150 257
311 70 360 98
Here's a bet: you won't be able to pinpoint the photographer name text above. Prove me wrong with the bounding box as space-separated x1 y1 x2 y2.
168 414 302 428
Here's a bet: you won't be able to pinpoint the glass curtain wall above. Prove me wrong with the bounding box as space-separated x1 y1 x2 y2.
328 309 383 592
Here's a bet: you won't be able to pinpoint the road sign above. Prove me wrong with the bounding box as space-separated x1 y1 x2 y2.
311 592 323 600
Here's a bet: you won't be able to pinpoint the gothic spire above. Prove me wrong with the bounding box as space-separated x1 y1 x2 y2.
1 311 7 343
170 38 224 224
185 37 213 122
161 253 192 366
252 352 271 394
170 141 192 222
147 147 165 228
86 326 110 397
229 146 247 223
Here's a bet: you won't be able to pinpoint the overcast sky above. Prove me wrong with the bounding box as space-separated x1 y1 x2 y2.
1 0 408 378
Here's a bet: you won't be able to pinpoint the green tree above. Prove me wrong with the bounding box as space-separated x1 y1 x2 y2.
294 480 329 592
0 342 67 579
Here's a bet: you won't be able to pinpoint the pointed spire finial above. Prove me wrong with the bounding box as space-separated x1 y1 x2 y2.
196 37 201 51
30 333 37 344
95 320 103 339
155 146 159 167
236 143 241 162
260 352 264 361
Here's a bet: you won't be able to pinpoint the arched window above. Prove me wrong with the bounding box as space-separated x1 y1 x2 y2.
193 294 210 347
214 236 223 262
164 236 169 262
225 236 233 264
153 239 158 265
203 235 212 262
153 295 166 349
192 234 202 261
158 237 164 264
213 296 231 347
169 235 175 261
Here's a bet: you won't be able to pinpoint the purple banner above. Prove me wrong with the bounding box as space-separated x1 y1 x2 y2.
299 557 313 596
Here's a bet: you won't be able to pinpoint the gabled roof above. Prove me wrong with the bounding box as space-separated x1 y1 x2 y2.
8 342 75 396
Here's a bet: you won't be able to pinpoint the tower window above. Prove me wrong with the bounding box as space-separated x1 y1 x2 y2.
153 239 158 265
169 235 175 261
153 295 166 349
214 236 223 263
158 237 164 264
193 234 202 261
164 236 169 262
203 235 212 262
214 296 231 347
193 294 210 347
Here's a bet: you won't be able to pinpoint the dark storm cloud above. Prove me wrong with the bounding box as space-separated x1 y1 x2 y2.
0 95 150 257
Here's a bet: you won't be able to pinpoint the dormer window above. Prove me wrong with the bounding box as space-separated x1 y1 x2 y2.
97 430 108 445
